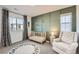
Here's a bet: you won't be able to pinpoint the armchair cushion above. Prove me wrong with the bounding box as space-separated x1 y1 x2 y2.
70 42 78 49
53 42 78 53
29 36 45 43
53 38 61 42
61 32 74 44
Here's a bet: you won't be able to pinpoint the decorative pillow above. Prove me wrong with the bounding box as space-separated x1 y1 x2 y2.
31 32 35 36
61 32 74 44
37 33 41 36
31 32 46 38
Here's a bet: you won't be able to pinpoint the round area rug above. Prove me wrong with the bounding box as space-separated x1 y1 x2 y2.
8 44 40 54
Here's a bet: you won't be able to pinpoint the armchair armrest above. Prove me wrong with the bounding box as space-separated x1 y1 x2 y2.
53 38 61 42
70 42 78 49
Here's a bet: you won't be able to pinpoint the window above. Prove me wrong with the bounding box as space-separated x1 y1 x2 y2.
17 18 24 30
9 17 24 31
60 13 72 32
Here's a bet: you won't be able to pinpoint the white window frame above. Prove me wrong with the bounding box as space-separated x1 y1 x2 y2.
60 12 72 32
9 17 24 31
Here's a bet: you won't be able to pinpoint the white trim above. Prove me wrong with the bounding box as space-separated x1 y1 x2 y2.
60 12 72 16
60 12 72 32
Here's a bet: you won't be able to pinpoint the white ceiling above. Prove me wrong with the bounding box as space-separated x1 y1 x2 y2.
1 5 72 17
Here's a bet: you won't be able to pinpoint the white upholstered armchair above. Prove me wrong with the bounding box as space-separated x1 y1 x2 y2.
52 32 78 54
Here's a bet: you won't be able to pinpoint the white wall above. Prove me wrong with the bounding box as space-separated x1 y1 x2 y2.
76 6 79 32
27 16 31 36
9 12 23 19
0 7 2 47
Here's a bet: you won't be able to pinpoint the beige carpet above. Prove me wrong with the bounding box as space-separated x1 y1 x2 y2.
0 40 57 54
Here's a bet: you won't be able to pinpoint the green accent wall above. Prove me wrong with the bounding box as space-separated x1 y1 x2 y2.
50 11 60 32
32 6 76 32
42 14 50 32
